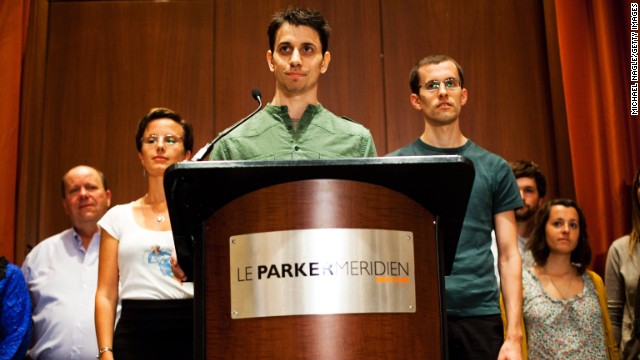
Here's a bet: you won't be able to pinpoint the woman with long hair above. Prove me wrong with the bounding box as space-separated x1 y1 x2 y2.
94 108 194 360
523 198 617 359
606 167 640 359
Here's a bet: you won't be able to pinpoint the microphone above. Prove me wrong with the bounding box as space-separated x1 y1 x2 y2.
191 88 263 161
251 88 261 102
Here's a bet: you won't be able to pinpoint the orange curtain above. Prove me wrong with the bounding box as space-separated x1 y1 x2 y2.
0 0 29 262
555 0 640 275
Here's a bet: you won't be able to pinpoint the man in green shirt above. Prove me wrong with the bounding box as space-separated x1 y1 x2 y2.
172 7 377 284
210 7 376 160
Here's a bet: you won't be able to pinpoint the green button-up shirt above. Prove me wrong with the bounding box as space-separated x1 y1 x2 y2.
210 103 377 160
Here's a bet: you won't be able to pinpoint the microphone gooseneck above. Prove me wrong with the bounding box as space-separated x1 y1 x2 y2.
191 88 263 161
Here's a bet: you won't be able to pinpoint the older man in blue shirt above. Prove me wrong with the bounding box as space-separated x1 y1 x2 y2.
22 165 111 359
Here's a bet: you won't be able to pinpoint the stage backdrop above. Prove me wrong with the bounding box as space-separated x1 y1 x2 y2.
9 0 637 278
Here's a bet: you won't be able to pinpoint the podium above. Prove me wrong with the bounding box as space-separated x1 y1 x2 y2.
165 156 474 359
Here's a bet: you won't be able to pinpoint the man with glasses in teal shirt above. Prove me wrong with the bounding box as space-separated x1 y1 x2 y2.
210 8 376 160
387 55 524 360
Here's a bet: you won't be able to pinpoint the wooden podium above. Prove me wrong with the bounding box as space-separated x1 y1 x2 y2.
165 156 474 359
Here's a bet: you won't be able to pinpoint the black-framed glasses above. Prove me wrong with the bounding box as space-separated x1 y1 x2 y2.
421 77 462 92
140 134 182 146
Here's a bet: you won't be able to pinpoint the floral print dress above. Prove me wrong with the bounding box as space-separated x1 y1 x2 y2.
523 267 607 359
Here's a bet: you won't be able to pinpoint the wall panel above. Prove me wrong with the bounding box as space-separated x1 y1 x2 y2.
17 0 214 260
16 0 49 263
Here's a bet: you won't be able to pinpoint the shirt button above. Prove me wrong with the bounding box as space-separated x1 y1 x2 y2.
294 145 300 151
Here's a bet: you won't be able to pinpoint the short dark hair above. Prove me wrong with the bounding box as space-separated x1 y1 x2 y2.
135 108 194 153
527 198 591 274
268 7 331 55
510 160 547 198
409 55 465 95
61 166 108 198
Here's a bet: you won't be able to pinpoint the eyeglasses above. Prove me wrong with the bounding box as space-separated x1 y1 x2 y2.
140 134 182 146
421 78 462 92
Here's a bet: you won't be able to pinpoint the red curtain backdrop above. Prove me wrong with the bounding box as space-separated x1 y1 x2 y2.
555 0 640 275
0 0 29 262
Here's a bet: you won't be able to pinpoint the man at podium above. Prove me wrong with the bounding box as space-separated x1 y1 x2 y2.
208 7 376 160
387 55 524 360
173 7 376 286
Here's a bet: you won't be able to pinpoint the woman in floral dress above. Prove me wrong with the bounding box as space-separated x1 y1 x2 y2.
523 198 617 359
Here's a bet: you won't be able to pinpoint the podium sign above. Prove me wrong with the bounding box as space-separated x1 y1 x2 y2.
229 228 416 319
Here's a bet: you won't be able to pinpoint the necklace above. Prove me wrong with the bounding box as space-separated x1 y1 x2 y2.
145 196 166 223
547 275 573 300
542 267 576 300
151 208 165 223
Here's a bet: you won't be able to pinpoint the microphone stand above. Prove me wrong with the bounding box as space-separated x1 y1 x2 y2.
191 89 262 161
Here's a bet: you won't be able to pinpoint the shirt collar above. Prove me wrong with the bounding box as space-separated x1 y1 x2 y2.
70 227 100 251
265 103 323 122
416 138 472 155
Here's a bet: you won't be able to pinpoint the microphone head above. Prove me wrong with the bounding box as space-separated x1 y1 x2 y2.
251 88 262 101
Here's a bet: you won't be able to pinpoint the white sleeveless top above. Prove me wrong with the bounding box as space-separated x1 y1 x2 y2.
98 202 193 299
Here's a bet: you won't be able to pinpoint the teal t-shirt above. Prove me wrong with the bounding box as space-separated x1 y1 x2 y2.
387 139 522 316
210 103 377 160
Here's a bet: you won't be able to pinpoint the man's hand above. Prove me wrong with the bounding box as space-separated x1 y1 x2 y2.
497 337 522 360
170 248 187 282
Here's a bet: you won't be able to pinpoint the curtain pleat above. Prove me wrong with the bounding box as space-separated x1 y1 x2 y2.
0 0 30 262
555 0 639 274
